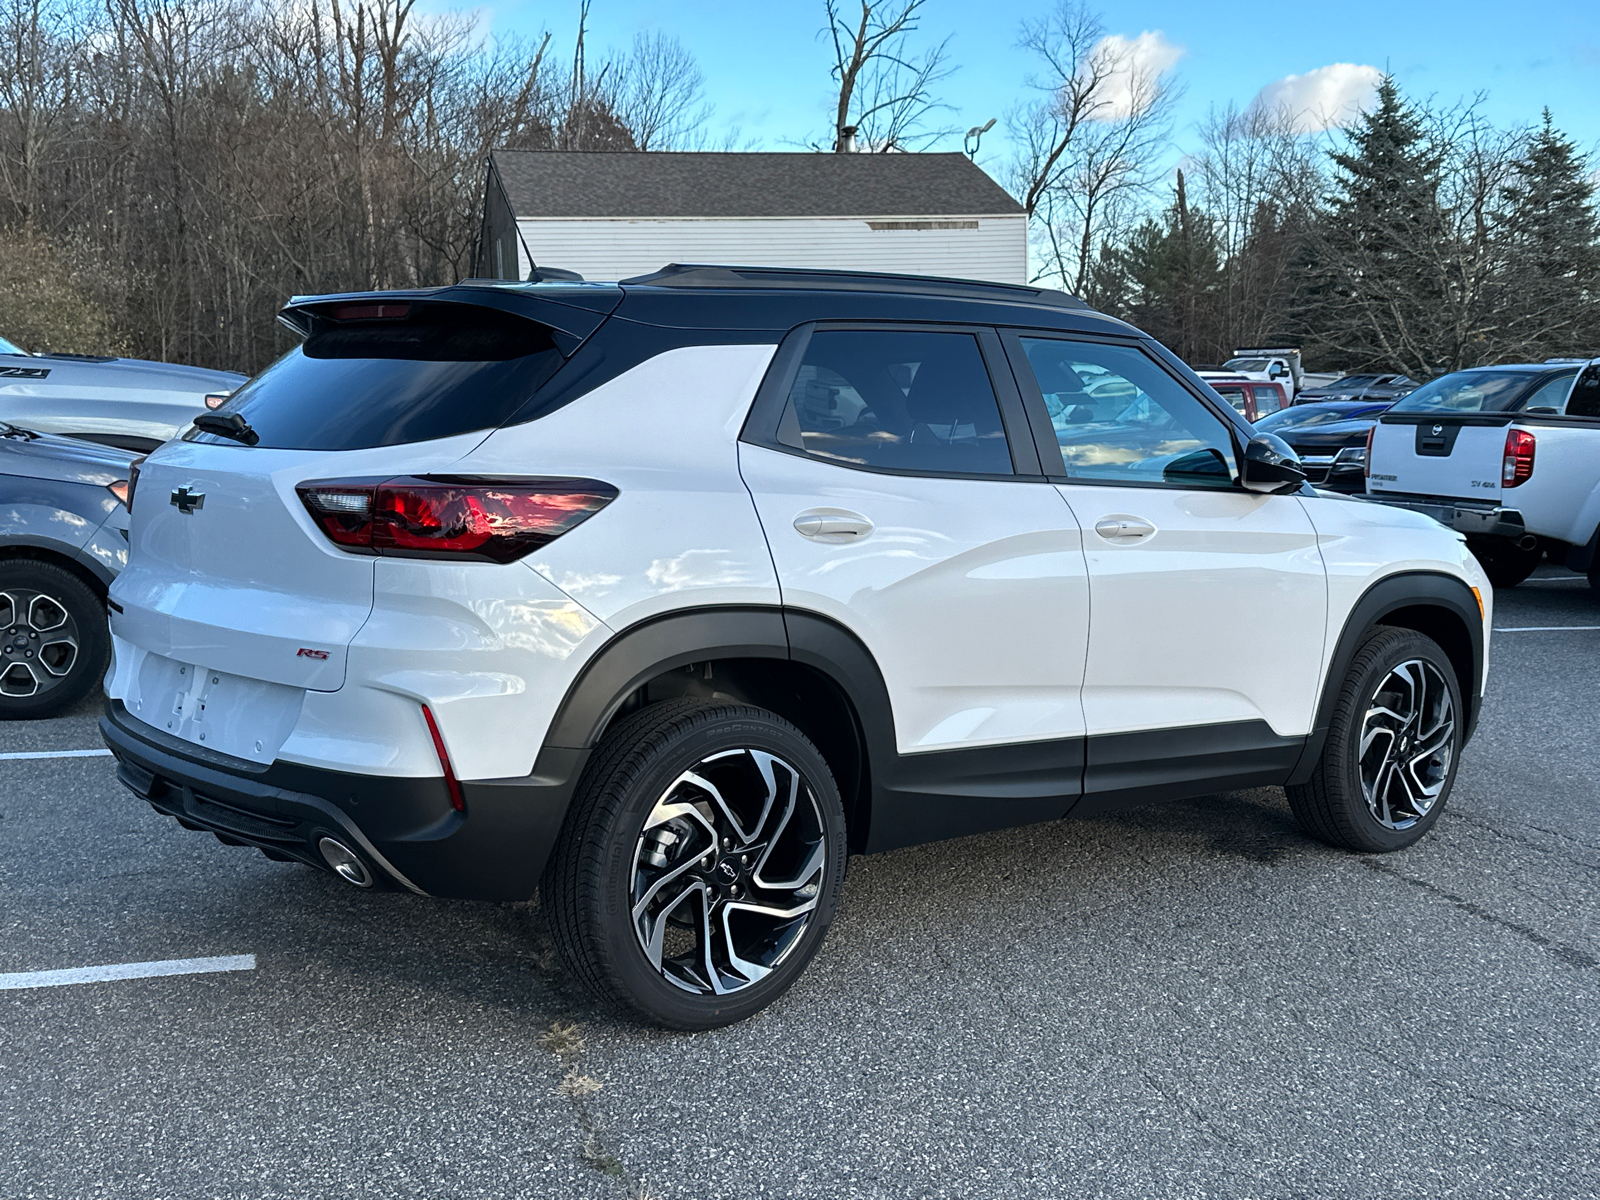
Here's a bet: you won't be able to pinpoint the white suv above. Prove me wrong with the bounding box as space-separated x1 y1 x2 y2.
101 266 1492 1029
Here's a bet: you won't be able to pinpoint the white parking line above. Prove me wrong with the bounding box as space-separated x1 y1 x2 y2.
0 748 113 761
1494 626 1600 633
0 954 256 991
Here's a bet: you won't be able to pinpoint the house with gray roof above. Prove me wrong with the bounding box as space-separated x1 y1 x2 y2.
475 151 1028 285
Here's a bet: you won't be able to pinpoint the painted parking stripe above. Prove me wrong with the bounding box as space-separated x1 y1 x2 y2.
0 748 113 761
0 954 255 991
1494 625 1600 633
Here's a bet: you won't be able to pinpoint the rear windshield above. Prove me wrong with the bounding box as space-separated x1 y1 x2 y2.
1388 370 1545 415
193 304 564 451
1257 404 1387 432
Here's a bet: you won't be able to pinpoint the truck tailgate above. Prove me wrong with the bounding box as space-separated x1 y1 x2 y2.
1368 417 1506 502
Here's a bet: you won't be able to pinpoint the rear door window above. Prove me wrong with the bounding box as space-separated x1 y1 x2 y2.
196 304 566 451
778 330 1015 476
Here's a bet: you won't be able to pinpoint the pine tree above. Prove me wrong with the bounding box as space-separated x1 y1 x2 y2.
1293 78 1455 375
1497 111 1600 357
1093 170 1225 362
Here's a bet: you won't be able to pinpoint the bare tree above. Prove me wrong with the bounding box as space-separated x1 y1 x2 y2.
0 0 711 371
822 0 952 151
1011 0 1177 292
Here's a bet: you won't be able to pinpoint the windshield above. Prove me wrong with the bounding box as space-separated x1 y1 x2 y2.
1257 404 1387 432
0 334 25 356
1388 371 1545 414
1225 358 1270 372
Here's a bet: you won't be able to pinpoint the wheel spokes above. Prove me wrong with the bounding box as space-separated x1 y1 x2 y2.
1358 658 1456 831
630 746 828 997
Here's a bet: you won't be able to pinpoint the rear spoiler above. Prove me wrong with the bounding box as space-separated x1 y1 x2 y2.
276 283 624 356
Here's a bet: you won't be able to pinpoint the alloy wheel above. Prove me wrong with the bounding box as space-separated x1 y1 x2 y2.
0 589 82 700
630 748 828 996
1358 658 1455 830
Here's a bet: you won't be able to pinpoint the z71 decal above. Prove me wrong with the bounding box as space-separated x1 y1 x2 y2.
0 366 51 379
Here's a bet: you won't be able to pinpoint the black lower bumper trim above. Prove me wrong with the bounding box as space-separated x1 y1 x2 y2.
99 701 589 902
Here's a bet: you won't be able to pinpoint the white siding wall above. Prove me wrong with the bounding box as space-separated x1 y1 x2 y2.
513 215 1028 284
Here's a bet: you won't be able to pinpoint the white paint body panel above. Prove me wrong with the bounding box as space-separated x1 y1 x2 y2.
1298 493 1492 695
1368 423 1507 501
1502 425 1600 545
515 215 1029 285
1368 418 1600 546
463 343 782 629
740 443 1090 753
1060 485 1327 738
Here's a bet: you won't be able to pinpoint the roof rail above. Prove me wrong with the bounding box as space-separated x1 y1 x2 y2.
619 263 1088 309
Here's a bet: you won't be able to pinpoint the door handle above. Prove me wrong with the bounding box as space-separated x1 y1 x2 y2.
793 510 874 539
1094 516 1156 542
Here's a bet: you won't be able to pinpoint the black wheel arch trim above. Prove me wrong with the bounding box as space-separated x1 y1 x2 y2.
1287 570 1484 786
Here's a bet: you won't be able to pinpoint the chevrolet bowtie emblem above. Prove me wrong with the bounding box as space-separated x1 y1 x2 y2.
170 486 206 514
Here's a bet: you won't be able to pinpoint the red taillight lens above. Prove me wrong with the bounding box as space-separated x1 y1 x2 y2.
203 392 230 410
1363 426 1375 478
1502 428 1535 487
297 477 616 562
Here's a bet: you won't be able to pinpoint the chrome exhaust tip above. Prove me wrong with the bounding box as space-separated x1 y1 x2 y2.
317 836 374 888
1516 535 1539 551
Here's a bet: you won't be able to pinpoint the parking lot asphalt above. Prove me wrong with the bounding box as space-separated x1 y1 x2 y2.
3 569 1598 1200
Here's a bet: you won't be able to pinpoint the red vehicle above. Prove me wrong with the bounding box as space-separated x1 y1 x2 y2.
1196 373 1287 422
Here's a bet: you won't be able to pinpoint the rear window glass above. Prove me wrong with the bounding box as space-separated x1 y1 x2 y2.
780 330 1014 475
194 305 564 451
1388 371 1547 415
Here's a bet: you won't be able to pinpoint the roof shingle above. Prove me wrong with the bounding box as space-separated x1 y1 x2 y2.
490 150 1025 219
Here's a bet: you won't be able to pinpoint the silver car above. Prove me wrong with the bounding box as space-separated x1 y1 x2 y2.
1 338 247 453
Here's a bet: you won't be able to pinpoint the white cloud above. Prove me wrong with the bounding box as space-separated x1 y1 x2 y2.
1087 31 1185 120
1252 63 1383 133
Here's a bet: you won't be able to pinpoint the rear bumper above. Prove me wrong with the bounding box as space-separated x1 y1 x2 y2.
100 701 588 901
1357 494 1527 540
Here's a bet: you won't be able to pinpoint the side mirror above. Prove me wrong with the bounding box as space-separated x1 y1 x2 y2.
1241 433 1306 494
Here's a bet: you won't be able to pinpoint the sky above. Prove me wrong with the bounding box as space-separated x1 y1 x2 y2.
451 0 1600 181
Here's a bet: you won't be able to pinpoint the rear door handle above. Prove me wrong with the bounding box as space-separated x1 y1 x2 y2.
793 510 874 539
1094 516 1156 542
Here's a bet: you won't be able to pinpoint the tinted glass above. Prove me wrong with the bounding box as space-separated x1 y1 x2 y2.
1212 384 1249 417
0 335 24 356
1521 370 1578 412
196 305 564 451
1388 370 1543 414
782 331 1013 475
1253 385 1284 418
1020 338 1237 488
1257 404 1386 432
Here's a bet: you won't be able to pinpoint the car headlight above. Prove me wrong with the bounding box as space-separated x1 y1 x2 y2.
1334 447 1368 465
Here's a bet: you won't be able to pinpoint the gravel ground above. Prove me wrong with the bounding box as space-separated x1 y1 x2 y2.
2 568 1596 1199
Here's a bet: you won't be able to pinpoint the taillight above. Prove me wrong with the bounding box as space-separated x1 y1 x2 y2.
1502 429 1535 487
203 392 230 410
1363 426 1375 478
296 477 617 562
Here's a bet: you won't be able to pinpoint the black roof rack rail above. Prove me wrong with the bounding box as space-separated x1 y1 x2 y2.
619 263 1088 309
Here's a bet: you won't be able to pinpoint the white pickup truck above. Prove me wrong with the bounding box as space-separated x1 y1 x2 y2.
1361 359 1600 590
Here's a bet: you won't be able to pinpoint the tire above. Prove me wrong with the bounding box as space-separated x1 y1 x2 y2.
1588 553 1600 600
0 560 110 719
1467 537 1540 588
1286 626 1463 853
542 700 849 1030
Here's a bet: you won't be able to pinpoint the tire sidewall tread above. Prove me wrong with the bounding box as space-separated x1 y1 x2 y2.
1286 625 1464 854
542 699 847 1031
0 559 109 719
